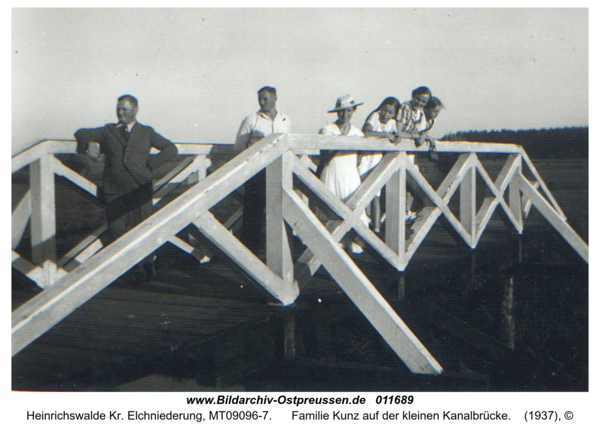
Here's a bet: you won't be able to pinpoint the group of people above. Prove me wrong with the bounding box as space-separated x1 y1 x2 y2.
74 85 443 282
235 86 444 253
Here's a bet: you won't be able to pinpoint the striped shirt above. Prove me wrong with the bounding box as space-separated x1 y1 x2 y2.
397 102 427 133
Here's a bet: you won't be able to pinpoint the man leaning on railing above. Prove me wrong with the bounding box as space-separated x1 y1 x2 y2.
74 94 178 282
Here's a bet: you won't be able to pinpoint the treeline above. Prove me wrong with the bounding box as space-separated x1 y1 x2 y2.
441 127 588 159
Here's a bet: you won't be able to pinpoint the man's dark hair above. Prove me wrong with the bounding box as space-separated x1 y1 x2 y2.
412 86 432 99
425 97 444 110
118 94 139 108
257 86 277 96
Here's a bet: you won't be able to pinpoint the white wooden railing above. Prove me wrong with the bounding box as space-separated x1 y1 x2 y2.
12 140 235 288
11 135 588 375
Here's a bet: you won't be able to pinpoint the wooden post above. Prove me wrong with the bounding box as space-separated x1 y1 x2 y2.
499 275 515 350
266 151 298 301
283 189 443 375
385 152 406 269
29 154 57 288
12 190 31 249
187 155 207 185
284 311 296 360
460 159 476 248
191 156 210 262
298 155 314 207
509 156 523 234
521 179 539 219
398 273 406 301
468 251 478 292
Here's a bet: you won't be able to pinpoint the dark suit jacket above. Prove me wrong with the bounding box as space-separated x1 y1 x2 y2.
75 122 178 195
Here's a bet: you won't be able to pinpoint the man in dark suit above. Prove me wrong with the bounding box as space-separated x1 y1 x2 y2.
75 94 178 280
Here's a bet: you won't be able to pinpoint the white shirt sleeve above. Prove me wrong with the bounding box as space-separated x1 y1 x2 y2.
365 112 379 129
234 115 254 153
278 115 291 133
318 124 337 136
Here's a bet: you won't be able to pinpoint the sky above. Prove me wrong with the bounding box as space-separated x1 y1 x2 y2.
11 8 588 154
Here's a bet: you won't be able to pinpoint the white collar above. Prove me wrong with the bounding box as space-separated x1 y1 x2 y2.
257 110 281 121
118 121 136 132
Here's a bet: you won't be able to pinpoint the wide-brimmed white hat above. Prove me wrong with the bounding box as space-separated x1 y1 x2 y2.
328 94 364 113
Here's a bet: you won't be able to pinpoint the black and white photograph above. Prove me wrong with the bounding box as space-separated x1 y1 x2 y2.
9 4 592 416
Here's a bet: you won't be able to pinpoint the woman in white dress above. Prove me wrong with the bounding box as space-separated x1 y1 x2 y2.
317 95 366 254
359 97 401 232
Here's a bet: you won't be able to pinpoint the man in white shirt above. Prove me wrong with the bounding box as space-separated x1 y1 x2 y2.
235 86 291 250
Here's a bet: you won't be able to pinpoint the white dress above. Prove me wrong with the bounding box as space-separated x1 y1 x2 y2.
318 123 369 226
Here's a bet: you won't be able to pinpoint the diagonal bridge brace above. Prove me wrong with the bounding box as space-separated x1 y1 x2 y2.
472 154 523 245
293 151 405 287
520 174 588 263
192 212 298 305
403 153 475 259
12 134 290 356
283 188 443 375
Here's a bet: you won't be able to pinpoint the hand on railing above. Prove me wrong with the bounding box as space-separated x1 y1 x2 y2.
427 138 437 150
394 131 424 146
85 142 101 160
419 134 436 148
427 138 439 163
249 130 266 146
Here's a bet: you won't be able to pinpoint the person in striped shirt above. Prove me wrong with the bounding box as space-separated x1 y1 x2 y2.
396 86 432 146
396 86 432 221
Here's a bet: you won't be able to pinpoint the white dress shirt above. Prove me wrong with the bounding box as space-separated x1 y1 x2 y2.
234 111 290 153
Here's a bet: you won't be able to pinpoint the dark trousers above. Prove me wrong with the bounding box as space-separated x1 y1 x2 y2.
241 169 266 250
102 182 154 264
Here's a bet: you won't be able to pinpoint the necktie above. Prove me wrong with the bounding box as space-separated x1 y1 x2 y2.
120 125 130 142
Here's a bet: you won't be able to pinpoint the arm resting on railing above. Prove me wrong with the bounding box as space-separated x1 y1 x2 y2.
74 126 107 158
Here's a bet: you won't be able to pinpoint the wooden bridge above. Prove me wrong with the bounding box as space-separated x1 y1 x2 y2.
11 135 588 378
